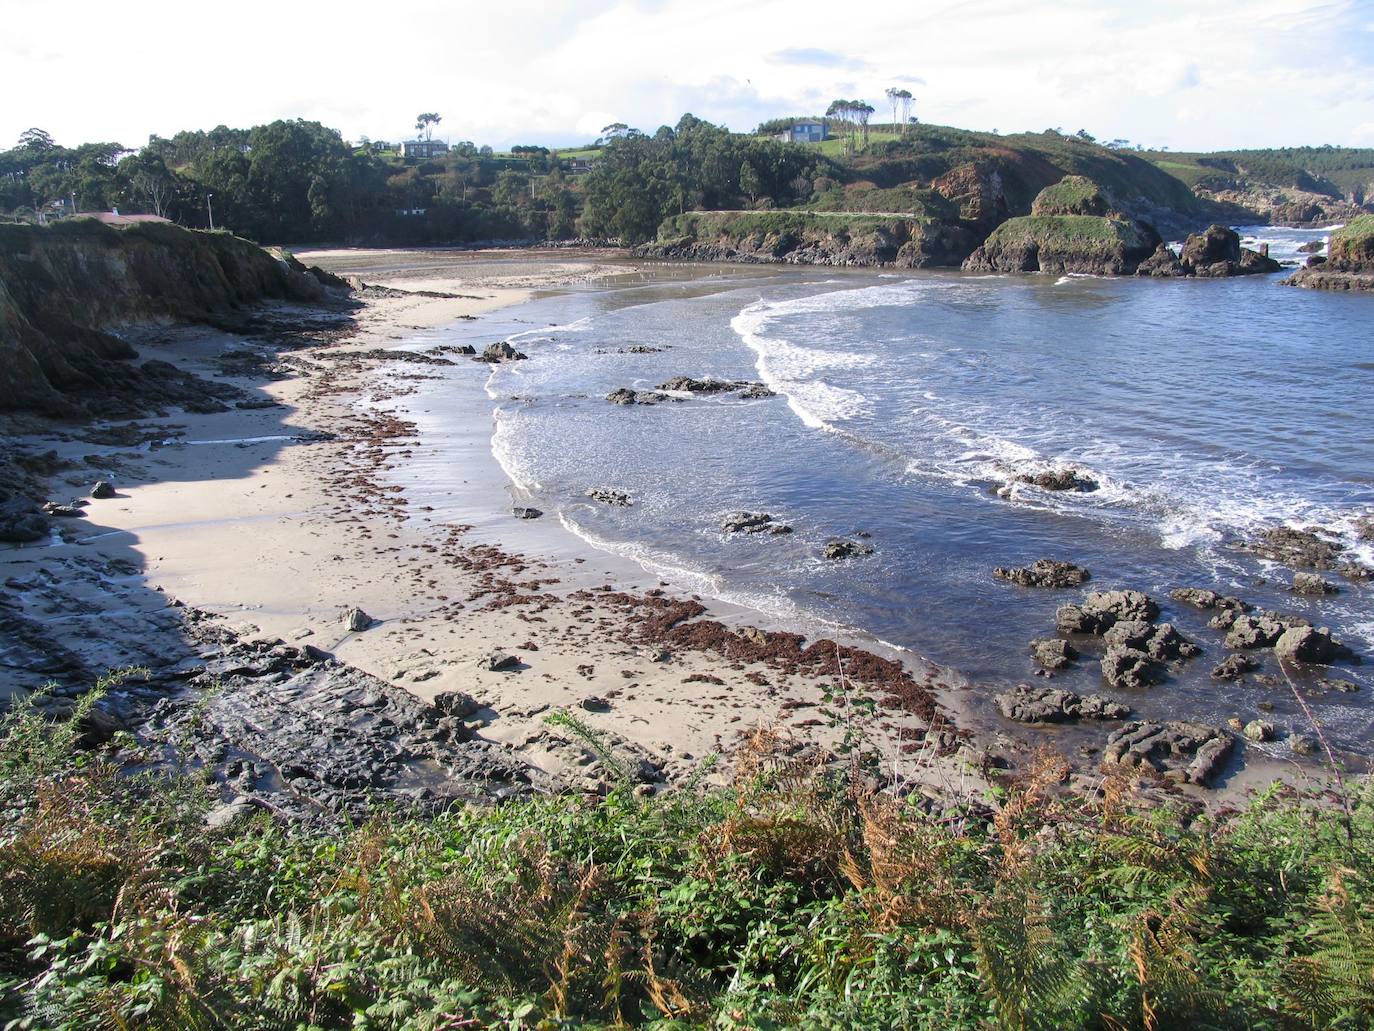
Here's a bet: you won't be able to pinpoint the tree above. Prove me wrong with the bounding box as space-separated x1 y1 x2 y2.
18 127 53 151
888 88 914 134
414 113 441 140
854 101 875 145
739 160 761 204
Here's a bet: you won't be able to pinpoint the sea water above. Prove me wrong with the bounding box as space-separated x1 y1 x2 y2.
409 228 1374 755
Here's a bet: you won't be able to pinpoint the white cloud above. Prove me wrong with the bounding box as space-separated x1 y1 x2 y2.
1 0 1370 151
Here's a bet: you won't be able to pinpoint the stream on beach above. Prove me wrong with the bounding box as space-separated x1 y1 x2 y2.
365 228 1374 768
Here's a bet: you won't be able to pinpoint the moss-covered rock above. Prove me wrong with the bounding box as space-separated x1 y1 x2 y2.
1326 214 1374 270
961 215 1161 274
1030 175 1111 217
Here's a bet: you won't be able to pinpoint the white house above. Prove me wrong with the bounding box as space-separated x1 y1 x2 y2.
771 120 829 144
400 139 450 160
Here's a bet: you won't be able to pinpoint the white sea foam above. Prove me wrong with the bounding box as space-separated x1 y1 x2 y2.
489 410 542 493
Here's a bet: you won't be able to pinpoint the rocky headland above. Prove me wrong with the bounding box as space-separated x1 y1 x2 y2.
1284 214 1374 291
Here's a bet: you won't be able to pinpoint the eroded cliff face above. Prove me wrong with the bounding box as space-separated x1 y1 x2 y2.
0 220 342 414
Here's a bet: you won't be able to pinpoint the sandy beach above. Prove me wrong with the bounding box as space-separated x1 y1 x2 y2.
1 248 972 800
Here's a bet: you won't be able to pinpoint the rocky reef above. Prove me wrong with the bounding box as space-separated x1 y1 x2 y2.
0 219 347 415
1136 224 1282 278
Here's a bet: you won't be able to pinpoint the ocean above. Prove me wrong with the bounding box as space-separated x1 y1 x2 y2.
387 226 1374 756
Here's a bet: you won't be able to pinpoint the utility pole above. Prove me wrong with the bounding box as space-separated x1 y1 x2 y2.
206 193 215 231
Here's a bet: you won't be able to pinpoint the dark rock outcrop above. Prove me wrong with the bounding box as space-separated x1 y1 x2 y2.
586 488 632 507
1273 625 1355 665
1285 215 1374 291
1103 720 1233 785
823 538 874 560
995 559 1091 588
722 512 793 535
1101 645 1160 689
1029 637 1078 670
478 341 527 363
1017 469 1099 492
1212 653 1260 680
995 683 1128 723
1137 224 1280 278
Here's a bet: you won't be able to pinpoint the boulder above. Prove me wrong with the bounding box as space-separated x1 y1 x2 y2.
1243 719 1276 742
1240 526 1345 570
1225 613 1288 650
1103 720 1233 785
1083 590 1159 625
1056 603 1109 635
1211 653 1260 681
1142 623 1203 662
1135 243 1187 277
1170 587 1249 613
607 388 669 405
721 512 792 535
585 488 632 506
606 388 638 405
1182 224 1241 267
995 684 1129 724
478 341 527 363
90 480 117 499
1289 733 1320 756
433 691 481 718
1018 469 1099 492
738 384 777 399
1101 645 1160 689
1274 625 1354 665
343 607 376 633
479 650 520 672
994 559 1091 588
1030 637 1078 670
512 507 543 520
823 538 874 560
0 496 49 542
656 376 742 394
1291 572 1338 596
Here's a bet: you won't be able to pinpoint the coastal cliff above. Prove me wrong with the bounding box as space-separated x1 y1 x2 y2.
0 219 344 415
634 210 979 268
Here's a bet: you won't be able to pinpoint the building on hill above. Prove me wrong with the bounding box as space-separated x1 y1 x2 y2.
400 139 450 160
772 120 828 144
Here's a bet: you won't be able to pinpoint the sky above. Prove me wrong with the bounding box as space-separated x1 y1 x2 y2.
3 0 1373 153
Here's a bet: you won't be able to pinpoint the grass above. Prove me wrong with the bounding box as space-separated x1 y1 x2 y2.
4 677 1374 1028
1030 176 1108 216
1329 214 1374 265
657 209 935 243
984 214 1142 247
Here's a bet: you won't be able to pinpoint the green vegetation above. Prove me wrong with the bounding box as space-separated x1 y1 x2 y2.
805 183 958 218
657 209 933 244
5 682 1374 1029
1030 176 1109 217
1328 214 1374 267
983 214 1146 247
1142 146 1374 199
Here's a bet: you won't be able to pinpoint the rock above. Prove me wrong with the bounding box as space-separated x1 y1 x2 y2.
961 214 1161 275
1103 720 1234 785
1084 590 1159 626
1101 645 1160 689
1055 604 1109 635
585 488 632 506
344 607 375 632
823 538 874 560
478 341 527 363
90 481 117 499
721 511 793 535
995 684 1129 723
1355 514 1374 542
1212 653 1260 681
1243 719 1275 742
479 650 520 672
1240 526 1345 570
0 496 49 543
1291 572 1338 596
42 502 84 518
1274 625 1354 665
656 376 745 394
205 797 258 830
994 559 1091 588
1289 733 1320 756
1136 243 1187 277
606 388 670 405
1030 637 1078 670
512 507 543 520
1018 469 1099 492
1142 623 1203 662
738 384 777 399
1181 224 1239 267
1225 613 1288 650
433 691 481 718
1103 619 1154 652
1170 587 1249 613
579 696 612 712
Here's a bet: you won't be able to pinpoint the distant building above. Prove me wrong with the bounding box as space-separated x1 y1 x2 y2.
566 158 595 175
400 139 450 160
394 208 427 217
772 120 829 144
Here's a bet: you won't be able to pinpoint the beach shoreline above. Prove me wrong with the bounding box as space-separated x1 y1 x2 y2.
1 249 974 805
